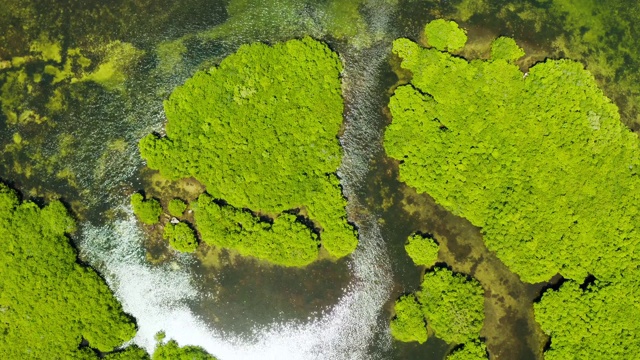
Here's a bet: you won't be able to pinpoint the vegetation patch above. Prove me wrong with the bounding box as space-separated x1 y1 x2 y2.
131 193 162 225
163 222 198 253
140 37 357 264
404 233 439 267
0 182 136 358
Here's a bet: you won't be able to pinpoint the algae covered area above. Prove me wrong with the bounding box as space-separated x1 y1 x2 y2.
140 37 358 264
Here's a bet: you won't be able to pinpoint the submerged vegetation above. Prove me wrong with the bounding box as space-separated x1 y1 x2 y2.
140 37 358 264
0 182 136 358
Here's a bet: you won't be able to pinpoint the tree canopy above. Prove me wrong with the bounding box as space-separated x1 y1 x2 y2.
404 233 439 267
424 19 467 52
490 36 525 62
446 340 489 360
390 294 428 344
385 24 640 284
167 198 187 217
139 37 357 263
0 182 136 358
534 275 640 359
195 194 318 266
163 222 198 253
131 193 162 225
390 267 485 346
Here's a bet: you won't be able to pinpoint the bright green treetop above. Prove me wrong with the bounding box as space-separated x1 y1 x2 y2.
405 233 439 266
0 183 136 358
131 193 162 225
390 294 428 344
195 194 318 266
446 340 489 360
163 222 198 253
417 268 485 344
490 36 525 62
139 37 357 262
424 19 467 52
153 340 216 360
385 28 640 284
167 198 187 217
534 275 640 359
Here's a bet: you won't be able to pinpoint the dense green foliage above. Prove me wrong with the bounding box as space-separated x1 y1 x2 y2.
534 276 640 359
167 198 188 217
131 193 162 225
153 340 216 360
490 37 524 62
0 183 136 358
446 340 489 360
389 267 484 345
404 233 439 266
390 294 428 343
417 268 485 344
195 194 318 266
385 27 640 284
103 340 217 360
424 19 467 52
139 37 357 263
163 222 198 253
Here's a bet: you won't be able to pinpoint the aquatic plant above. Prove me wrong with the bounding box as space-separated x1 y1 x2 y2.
390 294 428 343
167 198 188 217
490 36 524 62
0 182 136 358
140 37 357 263
163 222 198 253
390 267 484 345
131 193 162 225
404 233 439 267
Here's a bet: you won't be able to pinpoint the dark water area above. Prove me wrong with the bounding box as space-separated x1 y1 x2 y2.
2 0 640 359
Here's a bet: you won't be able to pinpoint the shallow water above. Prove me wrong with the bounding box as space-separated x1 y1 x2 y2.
2 0 640 359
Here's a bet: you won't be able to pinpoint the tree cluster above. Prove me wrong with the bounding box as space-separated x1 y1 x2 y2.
131 193 162 225
385 21 640 284
385 19 640 358
404 233 439 267
139 37 357 264
195 194 319 266
0 183 136 358
390 268 485 352
167 198 187 217
163 222 198 253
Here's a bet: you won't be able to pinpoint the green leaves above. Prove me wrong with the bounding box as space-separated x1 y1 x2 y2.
140 38 357 264
163 222 198 253
131 193 162 225
167 198 187 217
490 37 525 62
417 268 485 345
405 233 439 267
195 194 319 266
424 19 468 52
0 182 136 358
385 26 640 284
390 267 485 350
390 294 428 343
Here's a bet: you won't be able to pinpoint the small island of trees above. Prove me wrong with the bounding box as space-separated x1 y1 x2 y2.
139 37 358 265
